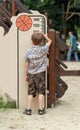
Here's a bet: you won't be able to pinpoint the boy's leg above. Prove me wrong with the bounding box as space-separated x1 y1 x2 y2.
38 94 46 115
35 72 46 115
27 74 36 109
23 74 35 115
27 95 33 109
38 94 44 110
23 95 33 115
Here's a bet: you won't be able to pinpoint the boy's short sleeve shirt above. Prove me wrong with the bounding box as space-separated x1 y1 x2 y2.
24 44 49 74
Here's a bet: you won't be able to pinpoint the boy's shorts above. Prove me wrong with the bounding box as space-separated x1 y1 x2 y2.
27 71 46 97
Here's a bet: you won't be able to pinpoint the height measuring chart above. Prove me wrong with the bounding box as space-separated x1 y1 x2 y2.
16 14 47 33
16 13 47 109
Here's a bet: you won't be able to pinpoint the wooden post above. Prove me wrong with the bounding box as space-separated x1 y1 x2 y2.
11 0 16 16
56 31 60 58
48 19 53 28
44 12 49 31
48 29 56 107
44 12 48 20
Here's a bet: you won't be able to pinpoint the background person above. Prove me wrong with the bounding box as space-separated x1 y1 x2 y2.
67 31 79 61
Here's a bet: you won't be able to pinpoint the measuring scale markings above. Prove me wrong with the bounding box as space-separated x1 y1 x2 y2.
31 16 46 33
31 16 46 45
16 14 47 108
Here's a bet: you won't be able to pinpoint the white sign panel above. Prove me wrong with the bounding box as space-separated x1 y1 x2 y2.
16 13 47 109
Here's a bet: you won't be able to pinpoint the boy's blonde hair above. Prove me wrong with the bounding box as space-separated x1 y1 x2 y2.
31 32 43 45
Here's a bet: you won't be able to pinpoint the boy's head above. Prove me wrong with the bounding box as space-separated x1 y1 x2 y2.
31 32 43 45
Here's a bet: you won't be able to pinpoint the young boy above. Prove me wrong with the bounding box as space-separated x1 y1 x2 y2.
23 32 51 115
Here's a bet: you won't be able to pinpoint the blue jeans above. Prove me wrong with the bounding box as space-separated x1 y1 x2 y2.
67 50 79 61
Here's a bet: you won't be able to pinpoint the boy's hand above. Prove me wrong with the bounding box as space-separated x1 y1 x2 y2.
41 33 47 37
41 33 52 46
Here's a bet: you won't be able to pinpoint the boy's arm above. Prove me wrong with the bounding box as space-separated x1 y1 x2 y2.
42 33 52 47
24 61 28 81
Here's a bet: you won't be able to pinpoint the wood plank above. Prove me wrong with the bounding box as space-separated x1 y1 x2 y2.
48 29 56 105
61 70 80 76
0 20 9 33
56 36 68 51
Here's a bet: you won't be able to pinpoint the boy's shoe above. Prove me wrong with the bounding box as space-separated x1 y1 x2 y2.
43 108 46 114
23 108 32 115
38 108 46 115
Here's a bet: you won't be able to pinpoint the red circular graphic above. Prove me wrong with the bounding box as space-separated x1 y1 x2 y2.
16 15 32 31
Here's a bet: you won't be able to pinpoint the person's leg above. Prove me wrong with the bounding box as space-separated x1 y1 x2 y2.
35 72 46 109
38 94 44 110
27 74 36 109
67 50 71 61
23 74 35 115
27 95 33 109
23 95 33 115
38 94 46 115
74 51 79 61
35 72 46 115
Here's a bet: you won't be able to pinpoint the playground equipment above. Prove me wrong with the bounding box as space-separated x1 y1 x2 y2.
47 30 68 107
0 0 32 34
0 0 80 109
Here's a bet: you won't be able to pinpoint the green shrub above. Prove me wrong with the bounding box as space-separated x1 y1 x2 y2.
0 97 4 108
0 96 16 109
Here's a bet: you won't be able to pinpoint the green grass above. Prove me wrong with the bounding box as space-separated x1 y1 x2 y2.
0 96 16 110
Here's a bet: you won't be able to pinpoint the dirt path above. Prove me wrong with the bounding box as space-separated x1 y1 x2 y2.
0 62 80 130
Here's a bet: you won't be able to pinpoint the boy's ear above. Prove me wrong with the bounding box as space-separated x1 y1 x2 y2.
32 40 34 43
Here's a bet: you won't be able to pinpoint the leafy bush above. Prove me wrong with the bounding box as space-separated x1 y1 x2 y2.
0 96 16 109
